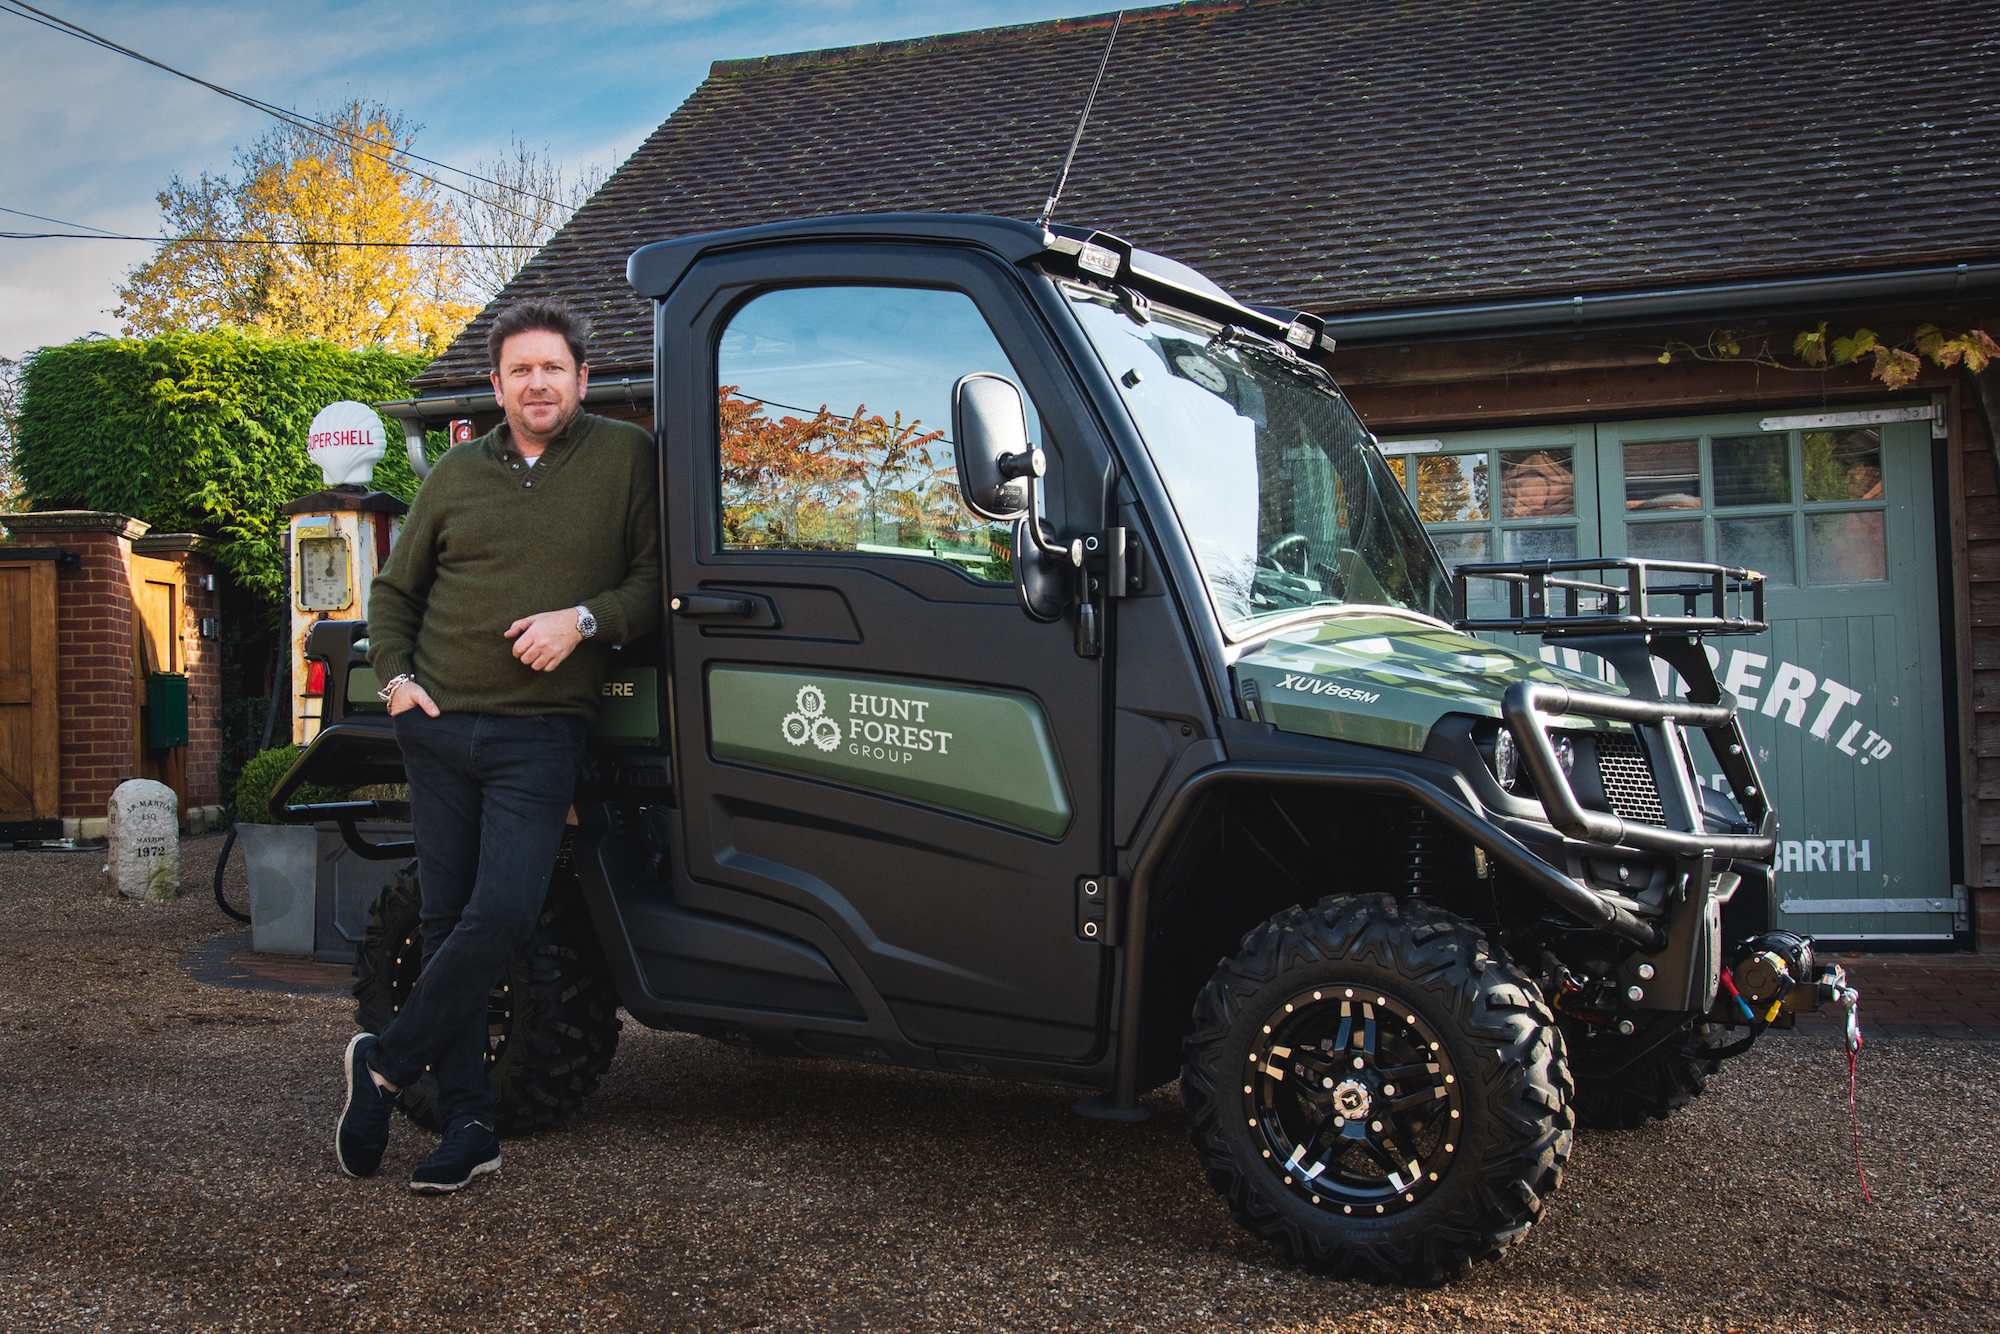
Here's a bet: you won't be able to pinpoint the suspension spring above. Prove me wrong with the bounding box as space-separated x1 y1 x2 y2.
1403 807 1448 897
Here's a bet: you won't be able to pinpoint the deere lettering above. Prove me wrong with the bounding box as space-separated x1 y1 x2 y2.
1275 673 1381 705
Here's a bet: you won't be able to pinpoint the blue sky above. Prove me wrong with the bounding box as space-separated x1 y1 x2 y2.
0 0 1098 359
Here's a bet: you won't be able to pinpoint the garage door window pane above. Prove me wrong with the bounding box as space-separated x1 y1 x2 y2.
1712 433 1790 507
1627 519 1703 562
1806 511 1886 584
1501 449 1574 517
1803 429 1884 502
1502 526 1577 560
1625 439 1702 511
1718 516 1794 586
1418 454 1488 523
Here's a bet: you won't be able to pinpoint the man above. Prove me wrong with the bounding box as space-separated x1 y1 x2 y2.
336 295 659 1192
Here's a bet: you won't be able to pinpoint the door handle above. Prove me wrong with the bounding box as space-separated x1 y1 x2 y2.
670 593 757 618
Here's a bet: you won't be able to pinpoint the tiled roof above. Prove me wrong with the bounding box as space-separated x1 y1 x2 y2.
413 0 2000 390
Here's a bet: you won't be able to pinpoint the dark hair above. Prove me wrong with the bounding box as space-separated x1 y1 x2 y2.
486 295 591 372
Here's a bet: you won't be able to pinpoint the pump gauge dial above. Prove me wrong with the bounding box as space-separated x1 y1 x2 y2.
297 532 353 610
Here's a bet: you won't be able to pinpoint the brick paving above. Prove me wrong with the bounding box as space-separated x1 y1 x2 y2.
1787 953 2000 1041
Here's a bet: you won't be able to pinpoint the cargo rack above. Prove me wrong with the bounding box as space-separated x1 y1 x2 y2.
1451 556 1766 639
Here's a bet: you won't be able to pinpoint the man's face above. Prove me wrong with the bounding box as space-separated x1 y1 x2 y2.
490 329 588 446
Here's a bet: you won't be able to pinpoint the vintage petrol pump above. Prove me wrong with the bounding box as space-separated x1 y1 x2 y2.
284 401 408 744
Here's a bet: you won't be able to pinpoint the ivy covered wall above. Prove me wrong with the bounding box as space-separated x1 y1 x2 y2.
14 331 443 602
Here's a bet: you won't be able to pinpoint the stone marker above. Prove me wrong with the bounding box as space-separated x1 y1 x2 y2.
106 779 180 901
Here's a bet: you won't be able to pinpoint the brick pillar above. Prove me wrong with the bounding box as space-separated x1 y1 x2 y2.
0 511 149 819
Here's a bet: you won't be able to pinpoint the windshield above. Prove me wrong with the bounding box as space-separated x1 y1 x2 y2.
1068 289 1453 639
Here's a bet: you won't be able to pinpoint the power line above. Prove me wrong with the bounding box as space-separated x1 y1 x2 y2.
2 206 532 247
0 204 128 236
0 0 564 226
1 228 536 249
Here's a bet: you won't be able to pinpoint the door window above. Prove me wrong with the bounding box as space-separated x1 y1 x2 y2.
714 286 1037 582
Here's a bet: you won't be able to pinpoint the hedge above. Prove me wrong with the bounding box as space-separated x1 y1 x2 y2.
14 330 444 601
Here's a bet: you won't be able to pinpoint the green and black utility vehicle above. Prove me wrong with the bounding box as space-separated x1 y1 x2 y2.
275 214 1855 1285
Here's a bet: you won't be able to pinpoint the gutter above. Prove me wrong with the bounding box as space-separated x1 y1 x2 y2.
1316 260 2000 348
375 376 654 479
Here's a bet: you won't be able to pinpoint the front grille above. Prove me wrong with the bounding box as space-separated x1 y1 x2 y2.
1593 733 1665 824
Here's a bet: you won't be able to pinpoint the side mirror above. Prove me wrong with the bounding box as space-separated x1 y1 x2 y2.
952 373 1042 521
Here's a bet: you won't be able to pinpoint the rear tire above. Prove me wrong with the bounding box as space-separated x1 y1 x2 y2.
350 846 622 1135
1182 893 1573 1286
1569 1020 1724 1130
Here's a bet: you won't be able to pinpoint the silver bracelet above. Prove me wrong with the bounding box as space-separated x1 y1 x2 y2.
376 672 415 702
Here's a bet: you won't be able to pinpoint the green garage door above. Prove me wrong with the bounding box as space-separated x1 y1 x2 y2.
1383 403 1957 942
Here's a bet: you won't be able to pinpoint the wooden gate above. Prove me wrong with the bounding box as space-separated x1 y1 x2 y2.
0 552 59 836
131 554 186 807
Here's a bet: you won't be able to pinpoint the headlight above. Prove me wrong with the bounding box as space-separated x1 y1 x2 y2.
1492 729 1519 789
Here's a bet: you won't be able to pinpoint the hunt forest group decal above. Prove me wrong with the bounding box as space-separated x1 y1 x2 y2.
708 667 1070 838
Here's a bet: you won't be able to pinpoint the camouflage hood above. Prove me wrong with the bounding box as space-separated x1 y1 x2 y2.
1233 614 1626 753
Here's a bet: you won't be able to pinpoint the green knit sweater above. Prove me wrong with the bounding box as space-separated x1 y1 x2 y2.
367 412 661 719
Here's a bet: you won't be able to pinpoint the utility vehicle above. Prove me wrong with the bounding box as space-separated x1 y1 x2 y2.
275 214 1852 1285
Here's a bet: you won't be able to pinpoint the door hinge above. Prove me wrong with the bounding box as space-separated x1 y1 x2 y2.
1071 527 1144 597
1076 875 1120 944
1071 528 1144 659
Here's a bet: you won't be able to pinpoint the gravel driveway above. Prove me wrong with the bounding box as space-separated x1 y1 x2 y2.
1 835 1994 1333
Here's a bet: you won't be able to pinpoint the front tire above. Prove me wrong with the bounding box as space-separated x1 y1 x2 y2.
1182 894 1573 1285
350 846 622 1135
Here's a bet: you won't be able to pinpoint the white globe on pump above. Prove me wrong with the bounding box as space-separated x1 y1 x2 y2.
306 401 387 487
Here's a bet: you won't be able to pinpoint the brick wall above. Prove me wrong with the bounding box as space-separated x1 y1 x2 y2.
1 512 230 820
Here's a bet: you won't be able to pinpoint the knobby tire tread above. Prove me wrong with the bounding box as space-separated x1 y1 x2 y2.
1182 893 1574 1286
350 863 622 1136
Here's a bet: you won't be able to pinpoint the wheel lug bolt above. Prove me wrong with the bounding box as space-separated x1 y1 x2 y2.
1352 1057 1364 1069
1322 1077 1333 1089
1370 1121 1382 1131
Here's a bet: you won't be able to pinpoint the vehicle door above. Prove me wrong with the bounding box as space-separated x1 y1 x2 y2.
658 243 1110 1060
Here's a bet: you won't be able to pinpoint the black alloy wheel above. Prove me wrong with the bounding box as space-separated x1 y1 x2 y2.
1184 893 1574 1285
1245 983 1462 1217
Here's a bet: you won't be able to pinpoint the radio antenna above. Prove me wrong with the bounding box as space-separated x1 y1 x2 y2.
1036 10 1124 230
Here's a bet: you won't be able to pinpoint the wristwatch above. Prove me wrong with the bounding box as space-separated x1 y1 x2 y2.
575 605 597 639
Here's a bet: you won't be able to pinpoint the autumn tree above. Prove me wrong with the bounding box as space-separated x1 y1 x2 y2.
458 139 604 301
716 387 1013 573
116 100 476 355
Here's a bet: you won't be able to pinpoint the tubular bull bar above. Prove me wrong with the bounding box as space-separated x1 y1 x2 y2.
1503 680 1776 863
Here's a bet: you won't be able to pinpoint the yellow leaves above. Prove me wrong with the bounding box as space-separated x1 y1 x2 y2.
1656 350 1673 364
1830 328 1878 366
1964 329 1999 374
117 99 476 356
1793 321 1828 366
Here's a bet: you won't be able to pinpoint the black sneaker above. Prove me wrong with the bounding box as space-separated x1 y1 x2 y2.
335 1032 399 1178
410 1116 501 1194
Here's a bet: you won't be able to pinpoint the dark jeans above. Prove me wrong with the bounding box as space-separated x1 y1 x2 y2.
372 710 590 1125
